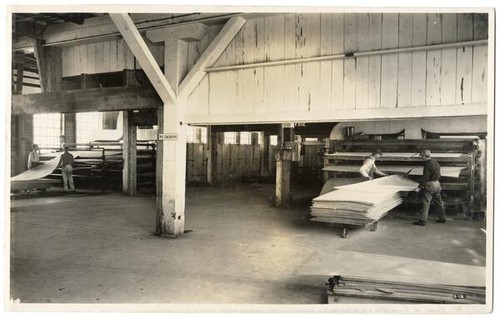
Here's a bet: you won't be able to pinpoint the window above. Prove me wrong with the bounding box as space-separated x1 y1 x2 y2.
224 132 237 144
76 112 123 143
270 135 278 146
33 113 62 148
239 132 251 145
76 112 100 144
186 126 207 143
102 111 120 130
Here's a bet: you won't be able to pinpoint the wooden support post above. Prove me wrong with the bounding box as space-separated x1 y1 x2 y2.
12 54 34 176
157 98 187 236
275 149 292 207
63 114 77 144
207 126 218 186
116 12 244 236
14 61 25 174
260 132 270 177
195 128 202 143
323 138 331 183
155 105 165 234
251 132 259 146
277 124 284 148
122 111 137 195
217 132 225 144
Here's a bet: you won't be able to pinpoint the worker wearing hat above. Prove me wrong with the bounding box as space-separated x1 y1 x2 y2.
359 149 388 181
413 150 446 226
57 144 75 192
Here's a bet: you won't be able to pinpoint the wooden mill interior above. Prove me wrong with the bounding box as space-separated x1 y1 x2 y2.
7 7 494 314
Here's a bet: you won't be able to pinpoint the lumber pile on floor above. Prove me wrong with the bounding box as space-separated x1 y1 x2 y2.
310 189 402 225
328 276 485 304
310 175 418 226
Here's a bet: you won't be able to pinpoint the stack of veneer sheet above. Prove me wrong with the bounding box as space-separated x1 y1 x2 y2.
329 276 485 304
296 250 487 305
310 175 418 226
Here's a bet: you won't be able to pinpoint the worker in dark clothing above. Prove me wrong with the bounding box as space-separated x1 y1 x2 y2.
413 150 446 226
57 144 75 192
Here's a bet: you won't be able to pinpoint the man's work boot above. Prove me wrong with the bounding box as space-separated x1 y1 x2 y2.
412 220 426 226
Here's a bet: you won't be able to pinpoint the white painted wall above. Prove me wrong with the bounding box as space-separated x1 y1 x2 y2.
185 13 489 124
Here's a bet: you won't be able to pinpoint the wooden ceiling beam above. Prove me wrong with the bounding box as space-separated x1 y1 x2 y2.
147 23 208 42
12 36 36 53
40 13 237 46
11 85 161 114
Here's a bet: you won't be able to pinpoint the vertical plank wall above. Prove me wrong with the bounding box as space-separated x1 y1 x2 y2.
187 13 489 123
61 38 165 77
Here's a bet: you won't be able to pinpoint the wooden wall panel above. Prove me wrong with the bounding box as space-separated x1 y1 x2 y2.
330 13 344 110
441 14 458 106
456 13 474 106
283 14 298 111
95 42 104 73
115 40 125 72
212 143 263 184
306 13 322 112
342 13 357 110
441 48 457 106
380 14 399 108
236 19 256 114
109 39 118 72
295 14 311 112
61 45 72 77
471 45 488 104
319 13 333 111
355 13 370 109
411 14 427 107
56 12 488 125
397 14 413 107
473 13 488 40
78 44 87 75
87 43 96 74
456 47 473 105
229 144 239 180
264 15 285 112
368 13 382 109
253 18 266 113
426 14 442 106
458 13 474 41
61 38 164 77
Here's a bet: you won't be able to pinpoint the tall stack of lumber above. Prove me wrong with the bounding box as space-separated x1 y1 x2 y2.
310 175 418 225
328 276 485 304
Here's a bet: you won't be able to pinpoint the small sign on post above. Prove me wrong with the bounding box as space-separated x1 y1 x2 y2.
159 133 177 141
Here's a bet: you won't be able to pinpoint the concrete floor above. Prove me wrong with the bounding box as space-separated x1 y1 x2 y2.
9 183 487 305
